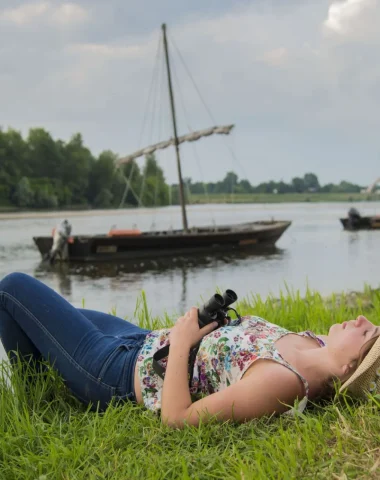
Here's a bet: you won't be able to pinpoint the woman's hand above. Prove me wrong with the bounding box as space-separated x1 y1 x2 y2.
170 307 218 349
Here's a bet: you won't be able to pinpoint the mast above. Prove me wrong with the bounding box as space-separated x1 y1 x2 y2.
162 23 189 232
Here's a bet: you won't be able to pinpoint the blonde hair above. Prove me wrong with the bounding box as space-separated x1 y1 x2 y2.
356 334 380 369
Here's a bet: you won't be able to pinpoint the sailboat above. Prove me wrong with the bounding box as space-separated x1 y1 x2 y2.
33 24 291 263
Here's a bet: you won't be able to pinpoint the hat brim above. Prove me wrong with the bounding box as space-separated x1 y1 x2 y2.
339 335 380 394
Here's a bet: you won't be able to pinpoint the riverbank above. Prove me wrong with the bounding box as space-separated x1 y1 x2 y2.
0 207 137 220
190 192 380 204
1 287 380 479
1 192 379 220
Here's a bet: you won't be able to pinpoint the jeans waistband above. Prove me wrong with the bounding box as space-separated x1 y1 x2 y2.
122 342 142 403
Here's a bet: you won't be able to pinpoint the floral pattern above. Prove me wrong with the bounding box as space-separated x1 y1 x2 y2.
136 316 325 413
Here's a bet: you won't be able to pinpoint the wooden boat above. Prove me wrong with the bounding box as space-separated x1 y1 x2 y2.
33 24 291 263
340 208 380 230
33 221 291 263
340 216 380 230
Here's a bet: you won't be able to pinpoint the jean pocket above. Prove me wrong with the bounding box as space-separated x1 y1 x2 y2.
97 343 132 383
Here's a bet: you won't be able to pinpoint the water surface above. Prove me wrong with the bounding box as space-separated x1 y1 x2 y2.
1 202 380 319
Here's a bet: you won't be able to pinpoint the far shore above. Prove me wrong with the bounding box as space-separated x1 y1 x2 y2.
0 209 136 221
1 191 380 220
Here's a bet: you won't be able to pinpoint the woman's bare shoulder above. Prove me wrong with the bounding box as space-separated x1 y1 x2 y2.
244 358 305 397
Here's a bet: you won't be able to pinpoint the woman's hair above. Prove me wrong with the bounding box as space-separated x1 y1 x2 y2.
356 334 380 368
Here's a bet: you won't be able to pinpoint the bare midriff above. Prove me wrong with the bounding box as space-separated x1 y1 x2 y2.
134 363 143 404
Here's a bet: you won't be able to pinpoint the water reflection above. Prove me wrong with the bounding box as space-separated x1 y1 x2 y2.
348 232 360 244
35 246 283 276
33 247 285 313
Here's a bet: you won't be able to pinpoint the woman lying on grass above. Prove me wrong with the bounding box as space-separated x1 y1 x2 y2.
0 272 379 428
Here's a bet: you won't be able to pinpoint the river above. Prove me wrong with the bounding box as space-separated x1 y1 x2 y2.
1 202 380 322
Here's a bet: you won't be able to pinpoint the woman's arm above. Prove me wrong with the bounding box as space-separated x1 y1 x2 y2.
160 342 192 424
161 308 305 428
160 307 217 426
161 357 304 428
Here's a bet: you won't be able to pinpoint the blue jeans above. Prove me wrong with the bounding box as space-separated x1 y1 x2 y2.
0 272 151 410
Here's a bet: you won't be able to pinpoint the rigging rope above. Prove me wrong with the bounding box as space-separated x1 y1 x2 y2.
119 33 163 210
170 51 210 205
138 30 164 210
169 33 251 186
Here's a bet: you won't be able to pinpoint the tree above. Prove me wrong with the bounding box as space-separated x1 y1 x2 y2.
238 179 252 193
0 128 28 185
189 181 206 195
34 187 59 208
62 133 94 205
292 177 305 193
140 154 169 206
88 150 117 205
303 173 320 191
93 188 113 207
221 171 239 193
320 183 334 193
337 181 361 193
27 128 64 179
12 177 34 207
276 181 291 194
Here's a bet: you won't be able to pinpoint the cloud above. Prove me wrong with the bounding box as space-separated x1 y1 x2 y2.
0 1 49 25
1 0 380 186
51 3 89 26
258 48 289 67
0 1 89 27
324 0 375 33
66 42 149 60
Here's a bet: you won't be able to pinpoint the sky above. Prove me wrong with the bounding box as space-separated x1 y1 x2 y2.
1 0 380 187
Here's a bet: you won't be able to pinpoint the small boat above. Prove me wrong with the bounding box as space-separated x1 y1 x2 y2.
340 208 380 230
33 24 291 263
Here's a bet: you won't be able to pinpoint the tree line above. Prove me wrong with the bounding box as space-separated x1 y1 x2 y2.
0 127 365 209
0 127 169 209
185 171 364 195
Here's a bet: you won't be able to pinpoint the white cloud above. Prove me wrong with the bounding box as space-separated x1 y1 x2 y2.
258 48 289 67
0 1 88 27
66 42 148 60
51 3 89 25
324 0 375 33
0 1 50 25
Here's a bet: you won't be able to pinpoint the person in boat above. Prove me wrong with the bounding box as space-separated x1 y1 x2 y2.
0 272 378 428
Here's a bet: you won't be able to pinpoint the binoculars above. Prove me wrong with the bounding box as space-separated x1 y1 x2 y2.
152 288 241 381
198 289 238 328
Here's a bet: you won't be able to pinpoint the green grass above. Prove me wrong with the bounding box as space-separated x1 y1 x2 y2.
2 287 380 479
189 192 380 204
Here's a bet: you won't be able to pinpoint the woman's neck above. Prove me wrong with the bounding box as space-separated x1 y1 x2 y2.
293 347 335 397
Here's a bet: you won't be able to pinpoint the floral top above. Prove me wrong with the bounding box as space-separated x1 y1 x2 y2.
136 316 325 414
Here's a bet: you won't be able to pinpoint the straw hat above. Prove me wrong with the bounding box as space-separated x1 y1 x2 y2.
340 336 380 398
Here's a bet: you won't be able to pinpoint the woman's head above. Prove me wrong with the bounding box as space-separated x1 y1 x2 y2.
334 316 380 398
326 315 379 381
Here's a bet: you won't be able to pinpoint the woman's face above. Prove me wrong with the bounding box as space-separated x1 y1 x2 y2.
327 315 379 377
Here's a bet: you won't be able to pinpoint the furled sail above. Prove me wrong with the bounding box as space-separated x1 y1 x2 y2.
117 124 234 165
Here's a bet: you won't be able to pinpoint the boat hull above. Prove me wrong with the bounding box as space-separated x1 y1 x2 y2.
340 216 380 231
33 220 291 262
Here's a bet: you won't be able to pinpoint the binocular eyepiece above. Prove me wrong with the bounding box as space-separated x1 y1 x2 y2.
198 289 238 328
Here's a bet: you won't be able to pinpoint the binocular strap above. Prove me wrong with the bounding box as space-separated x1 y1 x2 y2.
152 342 201 387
